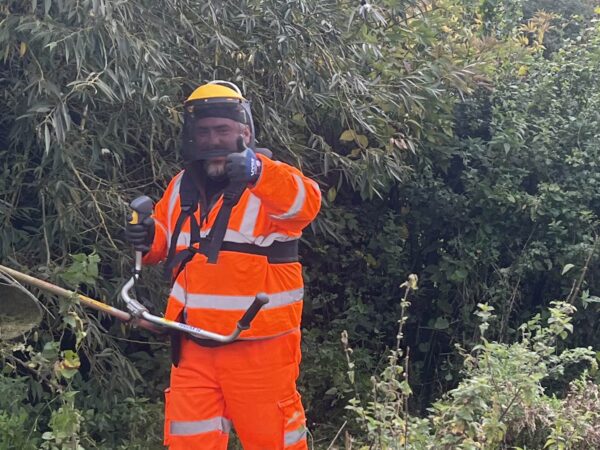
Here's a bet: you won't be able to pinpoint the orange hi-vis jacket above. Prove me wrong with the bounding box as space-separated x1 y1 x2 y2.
143 153 321 339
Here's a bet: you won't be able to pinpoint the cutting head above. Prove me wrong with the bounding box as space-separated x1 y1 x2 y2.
0 272 42 340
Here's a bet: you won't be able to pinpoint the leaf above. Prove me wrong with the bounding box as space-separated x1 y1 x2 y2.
324 387 338 396
433 317 450 330
62 350 81 369
517 65 528 76
356 134 368 148
44 124 51 154
561 264 575 275
327 186 337 203
339 129 357 142
19 42 27 57
349 148 362 158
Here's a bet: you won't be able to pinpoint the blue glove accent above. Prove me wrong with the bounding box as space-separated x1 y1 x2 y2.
225 148 263 184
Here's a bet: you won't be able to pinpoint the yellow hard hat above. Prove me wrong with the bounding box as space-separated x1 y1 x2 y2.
186 81 245 103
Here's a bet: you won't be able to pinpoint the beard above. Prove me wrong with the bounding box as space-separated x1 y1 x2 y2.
204 158 227 179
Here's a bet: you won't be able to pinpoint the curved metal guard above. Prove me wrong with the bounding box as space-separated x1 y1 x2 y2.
120 272 269 343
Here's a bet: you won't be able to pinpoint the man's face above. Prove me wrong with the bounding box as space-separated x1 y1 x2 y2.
192 117 251 178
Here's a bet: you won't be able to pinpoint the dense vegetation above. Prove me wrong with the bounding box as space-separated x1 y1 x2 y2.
1 0 599 448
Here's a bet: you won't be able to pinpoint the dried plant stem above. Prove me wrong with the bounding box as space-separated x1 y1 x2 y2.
567 235 599 304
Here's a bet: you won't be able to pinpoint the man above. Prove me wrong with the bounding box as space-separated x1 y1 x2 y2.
124 81 321 449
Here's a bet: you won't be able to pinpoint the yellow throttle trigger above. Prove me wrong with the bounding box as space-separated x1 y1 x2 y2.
129 211 139 225
129 195 153 225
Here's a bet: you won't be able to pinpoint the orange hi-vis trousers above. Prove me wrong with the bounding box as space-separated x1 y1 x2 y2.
164 329 308 449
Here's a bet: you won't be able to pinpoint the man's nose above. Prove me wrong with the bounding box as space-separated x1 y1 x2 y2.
207 130 220 147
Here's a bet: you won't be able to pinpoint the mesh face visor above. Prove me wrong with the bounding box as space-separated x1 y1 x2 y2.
181 98 255 162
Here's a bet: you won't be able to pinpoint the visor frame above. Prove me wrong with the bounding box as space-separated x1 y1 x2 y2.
181 97 256 162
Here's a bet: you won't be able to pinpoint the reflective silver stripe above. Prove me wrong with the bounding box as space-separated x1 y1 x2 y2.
167 172 184 241
284 426 307 447
176 232 191 248
240 193 261 236
271 174 306 220
175 230 209 248
224 230 298 246
174 230 297 248
170 416 232 436
171 284 303 310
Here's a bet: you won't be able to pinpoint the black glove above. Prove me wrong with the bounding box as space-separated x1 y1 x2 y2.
225 148 262 184
124 216 155 253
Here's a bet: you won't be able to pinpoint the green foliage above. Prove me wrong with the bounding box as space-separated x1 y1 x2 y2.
59 252 101 289
303 10 600 440
0 251 167 449
342 299 598 449
344 275 418 448
1 0 600 447
0 376 41 450
41 391 85 450
1 0 510 445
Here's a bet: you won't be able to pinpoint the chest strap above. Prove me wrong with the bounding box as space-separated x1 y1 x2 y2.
165 239 299 281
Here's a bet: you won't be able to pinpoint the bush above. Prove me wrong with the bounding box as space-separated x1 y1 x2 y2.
339 278 598 449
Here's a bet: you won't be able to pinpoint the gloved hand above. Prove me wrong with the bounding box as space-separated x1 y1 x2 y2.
225 147 262 185
124 215 155 253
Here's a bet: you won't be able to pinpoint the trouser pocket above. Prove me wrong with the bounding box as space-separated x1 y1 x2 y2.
163 386 231 450
278 391 307 449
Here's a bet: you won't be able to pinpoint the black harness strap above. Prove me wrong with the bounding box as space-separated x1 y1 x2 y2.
164 171 200 279
202 182 246 264
163 155 299 280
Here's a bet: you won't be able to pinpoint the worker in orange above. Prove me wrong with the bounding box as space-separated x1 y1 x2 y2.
124 81 321 449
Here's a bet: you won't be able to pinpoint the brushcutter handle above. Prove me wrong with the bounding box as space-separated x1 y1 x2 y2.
120 290 271 342
237 293 270 331
128 195 154 272
129 195 154 226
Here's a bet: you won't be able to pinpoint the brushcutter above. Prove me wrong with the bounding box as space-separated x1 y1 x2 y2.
0 196 269 342
0 264 163 340
121 195 269 343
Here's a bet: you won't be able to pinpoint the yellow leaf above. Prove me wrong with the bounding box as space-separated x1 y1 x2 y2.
517 65 528 76
327 186 337 203
450 420 465 434
62 358 80 369
407 274 419 290
518 35 530 46
349 148 362 158
594 6 600 14
339 129 356 142
19 42 27 57
292 113 305 125
399 223 409 240
356 134 368 148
